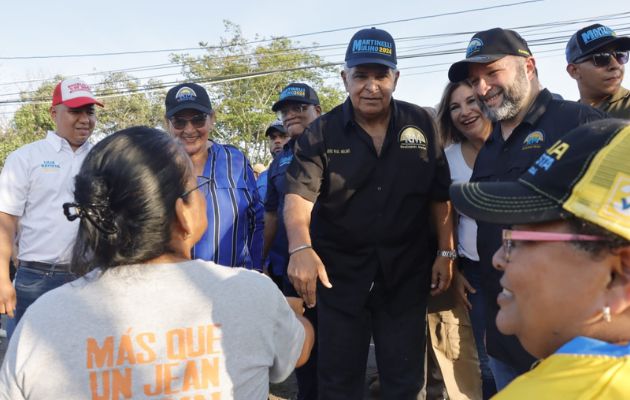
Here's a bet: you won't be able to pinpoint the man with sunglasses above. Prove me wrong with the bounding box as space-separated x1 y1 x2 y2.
164 82 264 271
448 27 607 390
566 24 630 119
0 78 102 337
263 82 321 400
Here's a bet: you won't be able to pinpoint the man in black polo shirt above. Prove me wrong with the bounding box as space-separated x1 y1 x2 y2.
263 83 322 400
448 27 606 390
285 28 454 399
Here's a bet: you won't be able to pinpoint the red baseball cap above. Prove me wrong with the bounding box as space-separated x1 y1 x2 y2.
52 78 104 108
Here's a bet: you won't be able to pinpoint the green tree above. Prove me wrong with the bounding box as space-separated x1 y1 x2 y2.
171 21 345 164
1 74 166 167
95 72 165 134
1 78 59 167
12 78 58 137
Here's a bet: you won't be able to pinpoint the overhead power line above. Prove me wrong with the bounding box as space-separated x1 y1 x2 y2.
0 1 542 61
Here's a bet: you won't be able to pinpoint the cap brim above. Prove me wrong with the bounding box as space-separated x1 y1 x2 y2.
449 181 569 225
573 37 630 63
448 55 506 82
265 125 286 136
345 58 397 70
271 97 319 112
63 97 104 108
165 102 212 118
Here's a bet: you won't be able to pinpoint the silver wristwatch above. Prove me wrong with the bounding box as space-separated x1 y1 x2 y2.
436 249 457 260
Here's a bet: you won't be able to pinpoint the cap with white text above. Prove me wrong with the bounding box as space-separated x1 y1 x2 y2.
566 23 630 64
345 27 397 69
52 78 104 108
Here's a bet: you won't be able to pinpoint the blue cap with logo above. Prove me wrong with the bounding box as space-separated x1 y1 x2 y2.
165 82 212 118
448 28 532 82
271 82 320 112
566 24 630 64
345 27 397 69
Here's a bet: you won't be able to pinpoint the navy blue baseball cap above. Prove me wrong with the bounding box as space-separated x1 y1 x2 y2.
165 83 212 118
345 27 397 69
271 83 320 112
265 120 287 136
448 28 532 82
566 24 630 64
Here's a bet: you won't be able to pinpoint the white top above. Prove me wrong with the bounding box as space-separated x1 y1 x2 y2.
0 260 305 400
0 131 92 263
445 143 479 261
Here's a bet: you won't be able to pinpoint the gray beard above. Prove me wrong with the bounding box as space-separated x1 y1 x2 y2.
479 69 530 122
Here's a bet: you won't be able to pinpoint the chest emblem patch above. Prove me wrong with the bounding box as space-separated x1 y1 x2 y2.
522 130 545 150
399 126 427 151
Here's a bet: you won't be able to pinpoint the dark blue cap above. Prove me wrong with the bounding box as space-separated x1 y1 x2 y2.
566 24 630 64
448 28 531 82
345 27 397 69
165 82 212 118
271 83 320 112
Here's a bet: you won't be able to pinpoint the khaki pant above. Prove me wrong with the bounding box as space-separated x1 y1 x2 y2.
426 285 482 400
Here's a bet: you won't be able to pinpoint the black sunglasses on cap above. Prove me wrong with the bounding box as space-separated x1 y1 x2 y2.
576 51 629 67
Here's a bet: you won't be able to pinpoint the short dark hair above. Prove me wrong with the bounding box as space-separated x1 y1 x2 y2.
567 218 630 256
69 126 192 276
437 81 472 145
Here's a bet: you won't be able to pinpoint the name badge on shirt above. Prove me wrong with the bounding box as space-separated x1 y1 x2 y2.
40 160 61 172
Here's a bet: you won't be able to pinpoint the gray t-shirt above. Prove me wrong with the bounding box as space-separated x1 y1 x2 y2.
0 260 304 400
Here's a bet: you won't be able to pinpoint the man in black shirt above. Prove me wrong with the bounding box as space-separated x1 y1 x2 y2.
448 27 606 390
285 27 454 399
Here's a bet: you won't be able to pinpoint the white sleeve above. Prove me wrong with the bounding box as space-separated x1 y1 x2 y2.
0 149 30 217
269 291 306 383
0 325 27 399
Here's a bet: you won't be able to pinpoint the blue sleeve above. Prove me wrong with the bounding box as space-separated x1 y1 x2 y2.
265 163 279 212
245 158 264 271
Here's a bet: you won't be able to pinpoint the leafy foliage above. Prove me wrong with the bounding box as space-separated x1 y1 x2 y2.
171 21 345 163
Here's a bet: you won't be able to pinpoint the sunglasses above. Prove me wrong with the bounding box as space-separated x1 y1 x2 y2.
577 51 629 67
501 229 607 263
277 104 311 120
169 113 208 130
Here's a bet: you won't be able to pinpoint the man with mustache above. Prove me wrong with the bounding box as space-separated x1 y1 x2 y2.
285 28 454 399
0 78 103 336
448 27 606 390
566 23 630 119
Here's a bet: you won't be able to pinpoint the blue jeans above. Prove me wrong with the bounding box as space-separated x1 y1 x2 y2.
488 356 523 391
461 257 496 399
7 266 76 338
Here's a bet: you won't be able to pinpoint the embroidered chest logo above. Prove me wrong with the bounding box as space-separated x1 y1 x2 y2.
278 154 293 167
522 130 545 150
399 126 427 151
40 160 61 171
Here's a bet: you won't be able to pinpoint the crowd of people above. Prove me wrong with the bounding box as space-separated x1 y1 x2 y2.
0 21 629 400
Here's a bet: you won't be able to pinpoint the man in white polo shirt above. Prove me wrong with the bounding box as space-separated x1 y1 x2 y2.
0 77 103 336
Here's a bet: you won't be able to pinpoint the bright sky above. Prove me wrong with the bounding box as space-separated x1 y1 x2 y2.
1 0 628 123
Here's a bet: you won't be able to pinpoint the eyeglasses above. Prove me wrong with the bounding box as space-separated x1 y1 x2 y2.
576 51 629 67
181 176 211 198
501 229 607 263
169 113 208 130
277 104 311 119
